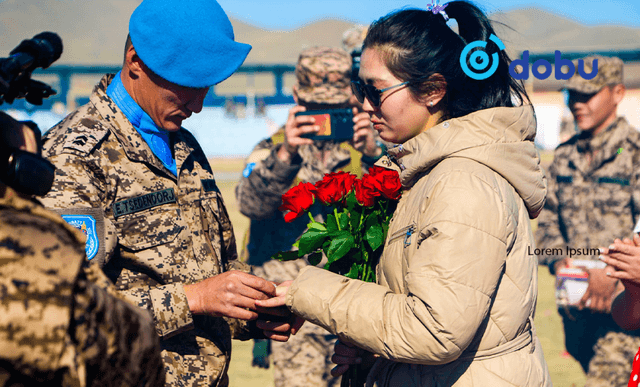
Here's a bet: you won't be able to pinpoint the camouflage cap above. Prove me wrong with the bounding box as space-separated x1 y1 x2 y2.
342 24 368 53
295 47 351 104
564 55 624 94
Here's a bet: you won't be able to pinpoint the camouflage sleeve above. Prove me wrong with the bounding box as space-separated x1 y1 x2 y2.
535 160 568 273
43 153 194 339
236 139 302 220
72 260 166 387
41 152 118 267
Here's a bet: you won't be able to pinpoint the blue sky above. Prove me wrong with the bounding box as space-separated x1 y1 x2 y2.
217 0 640 29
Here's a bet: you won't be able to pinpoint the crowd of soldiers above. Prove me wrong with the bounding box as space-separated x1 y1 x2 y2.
2 0 640 386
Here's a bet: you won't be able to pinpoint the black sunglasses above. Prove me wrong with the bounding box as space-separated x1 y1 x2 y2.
351 75 432 107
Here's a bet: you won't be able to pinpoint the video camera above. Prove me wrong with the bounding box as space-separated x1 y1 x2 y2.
0 32 62 196
0 32 63 105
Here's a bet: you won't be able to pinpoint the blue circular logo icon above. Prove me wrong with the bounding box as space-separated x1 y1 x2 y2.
459 34 506 80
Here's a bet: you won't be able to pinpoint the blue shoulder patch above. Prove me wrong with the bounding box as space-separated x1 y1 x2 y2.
243 162 257 178
61 214 99 260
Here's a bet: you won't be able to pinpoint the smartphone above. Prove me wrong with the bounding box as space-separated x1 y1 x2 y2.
295 108 354 142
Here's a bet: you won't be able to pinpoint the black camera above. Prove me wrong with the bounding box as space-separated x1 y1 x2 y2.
0 32 63 105
295 108 354 142
0 32 62 196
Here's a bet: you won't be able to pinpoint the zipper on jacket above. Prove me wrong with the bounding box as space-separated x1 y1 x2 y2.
388 223 416 247
404 225 415 248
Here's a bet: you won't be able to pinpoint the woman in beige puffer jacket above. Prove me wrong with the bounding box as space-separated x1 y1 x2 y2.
259 2 552 385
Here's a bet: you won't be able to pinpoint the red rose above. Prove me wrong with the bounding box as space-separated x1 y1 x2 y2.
279 182 316 222
354 176 380 207
368 166 402 200
314 172 357 205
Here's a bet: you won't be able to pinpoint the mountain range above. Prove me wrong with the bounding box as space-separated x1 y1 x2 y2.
1 0 639 90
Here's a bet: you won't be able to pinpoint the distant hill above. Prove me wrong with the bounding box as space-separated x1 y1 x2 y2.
2 0 639 66
1 0 639 92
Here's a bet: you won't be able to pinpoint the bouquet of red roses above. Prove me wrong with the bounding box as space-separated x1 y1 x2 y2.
273 166 402 283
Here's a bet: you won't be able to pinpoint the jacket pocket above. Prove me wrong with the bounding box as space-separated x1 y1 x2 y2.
114 205 183 251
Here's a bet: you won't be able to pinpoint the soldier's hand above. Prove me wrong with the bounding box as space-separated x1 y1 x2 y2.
351 107 380 159
277 105 318 162
184 271 277 320
578 267 620 313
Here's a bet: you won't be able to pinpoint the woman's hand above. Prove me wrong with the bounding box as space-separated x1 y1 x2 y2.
600 235 640 291
330 340 377 377
254 280 305 340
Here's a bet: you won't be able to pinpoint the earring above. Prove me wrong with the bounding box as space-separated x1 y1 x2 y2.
429 101 434 107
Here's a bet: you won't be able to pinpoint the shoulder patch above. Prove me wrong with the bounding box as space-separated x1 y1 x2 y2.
48 207 106 265
61 215 99 260
242 162 256 178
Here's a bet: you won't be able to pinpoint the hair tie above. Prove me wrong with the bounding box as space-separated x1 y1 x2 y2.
426 1 449 22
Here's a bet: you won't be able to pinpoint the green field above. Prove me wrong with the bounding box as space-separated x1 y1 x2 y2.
212 156 587 387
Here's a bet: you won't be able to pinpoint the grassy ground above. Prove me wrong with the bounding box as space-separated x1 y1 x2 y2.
211 155 587 387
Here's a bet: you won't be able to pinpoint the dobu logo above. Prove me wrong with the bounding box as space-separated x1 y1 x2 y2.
460 34 599 81
459 34 505 80
511 51 598 80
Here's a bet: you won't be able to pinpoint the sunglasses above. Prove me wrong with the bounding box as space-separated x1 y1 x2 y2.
351 75 432 107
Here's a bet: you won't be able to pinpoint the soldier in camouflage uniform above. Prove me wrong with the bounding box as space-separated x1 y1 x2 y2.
0 112 165 386
38 1 298 386
236 47 384 387
535 56 640 386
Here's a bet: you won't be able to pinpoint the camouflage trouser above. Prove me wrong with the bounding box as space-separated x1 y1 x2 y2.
586 332 640 387
272 322 340 387
559 308 640 387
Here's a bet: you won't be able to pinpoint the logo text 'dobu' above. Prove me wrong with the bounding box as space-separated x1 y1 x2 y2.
510 51 598 81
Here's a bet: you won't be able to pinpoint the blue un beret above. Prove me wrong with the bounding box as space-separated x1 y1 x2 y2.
129 0 252 88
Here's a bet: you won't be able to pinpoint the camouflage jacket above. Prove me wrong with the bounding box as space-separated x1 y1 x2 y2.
235 128 373 280
40 74 259 387
0 192 165 387
536 117 640 272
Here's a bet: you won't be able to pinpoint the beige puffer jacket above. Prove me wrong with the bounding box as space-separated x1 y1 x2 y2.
286 106 552 386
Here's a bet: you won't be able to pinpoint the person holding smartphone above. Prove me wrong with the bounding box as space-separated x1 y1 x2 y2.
235 46 383 387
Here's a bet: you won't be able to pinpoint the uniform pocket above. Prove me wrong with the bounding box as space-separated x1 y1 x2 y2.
115 205 183 251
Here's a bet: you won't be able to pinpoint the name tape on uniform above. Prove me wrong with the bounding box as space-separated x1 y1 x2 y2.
112 188 176 218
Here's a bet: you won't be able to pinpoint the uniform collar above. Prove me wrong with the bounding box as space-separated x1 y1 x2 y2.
106 71 177 176
90 74 186 180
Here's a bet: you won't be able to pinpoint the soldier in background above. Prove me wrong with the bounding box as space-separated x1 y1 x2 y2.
0 111 165 386
236 46 383 387
535 55 640 386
